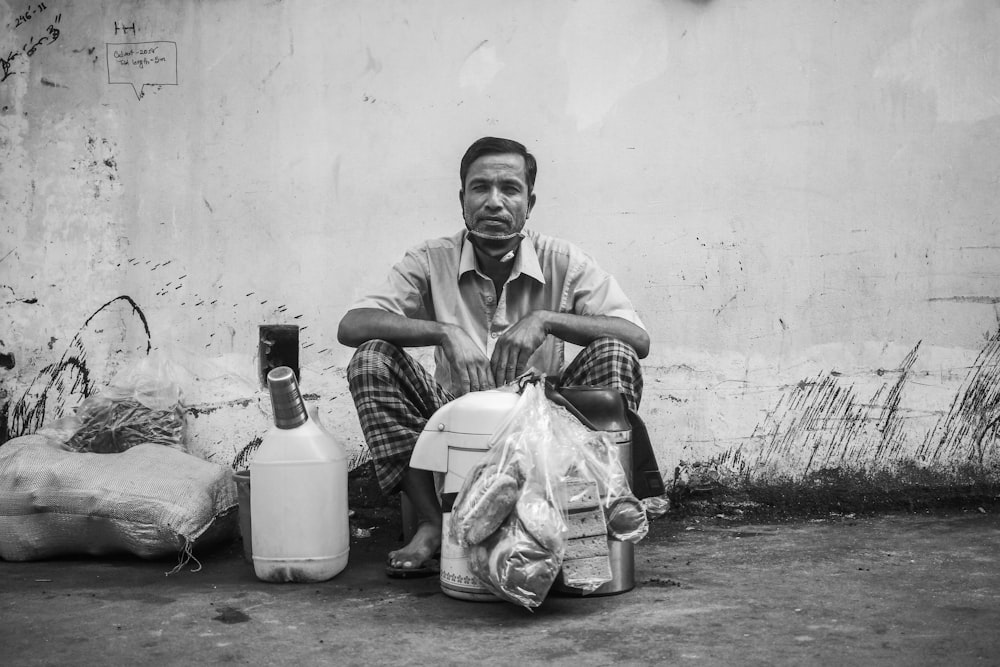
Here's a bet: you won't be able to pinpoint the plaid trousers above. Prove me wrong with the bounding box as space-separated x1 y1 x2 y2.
347 337 643 495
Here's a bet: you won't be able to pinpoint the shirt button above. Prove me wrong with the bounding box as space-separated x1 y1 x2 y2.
491 332 499 339
486 296 494 304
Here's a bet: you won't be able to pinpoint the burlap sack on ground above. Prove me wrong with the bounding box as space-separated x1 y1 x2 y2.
0 434 237 563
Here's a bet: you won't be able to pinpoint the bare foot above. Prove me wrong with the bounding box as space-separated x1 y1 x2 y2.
387 521 442 570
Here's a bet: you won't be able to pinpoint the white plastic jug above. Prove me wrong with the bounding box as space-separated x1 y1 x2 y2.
250 367 349 583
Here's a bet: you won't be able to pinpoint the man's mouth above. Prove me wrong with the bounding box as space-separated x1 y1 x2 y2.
468 216 514 238
476 216 511 227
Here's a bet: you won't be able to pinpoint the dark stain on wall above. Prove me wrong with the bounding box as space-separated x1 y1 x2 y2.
716 341 920 479
232 436 263 471
681 332 1000 510
0 295 151 444
920 330 1000 467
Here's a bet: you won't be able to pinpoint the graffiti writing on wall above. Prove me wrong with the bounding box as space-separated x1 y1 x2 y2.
106 41 177 100
2 3 61 83
0 295 151 444
712 332 1000 482
746 342 918 474
920 334 1000 467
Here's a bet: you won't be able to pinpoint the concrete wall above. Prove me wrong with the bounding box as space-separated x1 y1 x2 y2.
3 0 999 496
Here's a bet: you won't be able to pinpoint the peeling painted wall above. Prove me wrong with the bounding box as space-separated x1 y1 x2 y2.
2 0 999 493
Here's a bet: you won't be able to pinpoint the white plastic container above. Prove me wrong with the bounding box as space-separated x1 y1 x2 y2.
410 389 521 600
250 367 349 583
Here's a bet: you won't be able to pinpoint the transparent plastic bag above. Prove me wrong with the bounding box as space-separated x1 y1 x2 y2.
453 377 655 605
539 400 647 592
640 495 671 520
451 382 571 608
468 513 563 609
451 383 570 551
450 458 523 548
566 427 649 544
62 352 188 453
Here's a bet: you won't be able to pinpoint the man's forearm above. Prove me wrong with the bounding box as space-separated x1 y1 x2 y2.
541 312 650 359
337 308 451 349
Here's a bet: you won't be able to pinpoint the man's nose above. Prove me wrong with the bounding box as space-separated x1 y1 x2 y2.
485 187 503 208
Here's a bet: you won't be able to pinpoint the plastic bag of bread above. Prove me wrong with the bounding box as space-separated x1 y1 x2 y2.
468 512 563 609
557 423 648 544
450 382 571 549
454 378 646 607
604 494 648 542
515 482 567 553
450 382 572 609
451 460 522 547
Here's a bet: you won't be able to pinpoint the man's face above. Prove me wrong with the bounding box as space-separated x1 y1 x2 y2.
461 153 536 259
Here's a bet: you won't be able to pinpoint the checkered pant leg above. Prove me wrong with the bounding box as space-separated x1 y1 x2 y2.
347 340 454 495
560 337 643 412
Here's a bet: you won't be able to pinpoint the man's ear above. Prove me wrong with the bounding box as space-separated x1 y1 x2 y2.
458 189 465 213
527 192 537 217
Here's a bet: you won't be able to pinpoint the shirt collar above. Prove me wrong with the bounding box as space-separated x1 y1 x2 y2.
459 232 546 285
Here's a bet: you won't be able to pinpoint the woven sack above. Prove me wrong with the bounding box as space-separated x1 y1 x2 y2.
0 435 237 566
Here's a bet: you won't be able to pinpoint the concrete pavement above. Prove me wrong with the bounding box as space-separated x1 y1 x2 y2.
2 506 999 666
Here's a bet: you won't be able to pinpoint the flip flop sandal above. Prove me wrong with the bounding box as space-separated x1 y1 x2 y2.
385 556 440 579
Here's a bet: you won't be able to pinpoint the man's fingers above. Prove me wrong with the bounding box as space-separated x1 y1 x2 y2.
514 348 530 377
492 345 520 386
462 359 493 393
475 363 495 392
469 364 482 392
483 358 498 389
506 347 530 385
489 345 502 385
505 354 521 384
490 347 507 385
458 366 473 395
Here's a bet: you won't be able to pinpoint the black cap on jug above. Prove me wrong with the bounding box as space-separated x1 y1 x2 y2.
267 366 308 429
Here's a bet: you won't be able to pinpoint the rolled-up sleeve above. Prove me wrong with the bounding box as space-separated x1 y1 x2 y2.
568 254 646 331
348 249 432 321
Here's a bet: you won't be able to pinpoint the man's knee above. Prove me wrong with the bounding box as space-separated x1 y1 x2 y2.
347 339 400 381
581 336 641 371
572 336 643 409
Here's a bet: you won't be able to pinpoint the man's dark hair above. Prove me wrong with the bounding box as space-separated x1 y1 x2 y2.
460 137 537 194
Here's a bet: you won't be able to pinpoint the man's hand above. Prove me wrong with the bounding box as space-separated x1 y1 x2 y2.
338 309 496 394
491 311 548 386
441 325 496 394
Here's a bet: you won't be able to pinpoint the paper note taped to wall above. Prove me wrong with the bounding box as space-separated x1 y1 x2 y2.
107 41 177 100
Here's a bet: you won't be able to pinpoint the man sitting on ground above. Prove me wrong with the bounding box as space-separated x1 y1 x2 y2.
338 136 649 577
